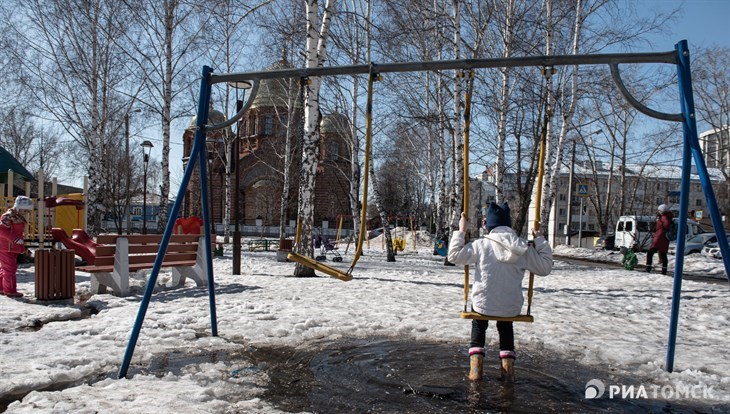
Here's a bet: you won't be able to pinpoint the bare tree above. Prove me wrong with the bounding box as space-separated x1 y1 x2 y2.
8 0 136 233
694 46 730 204
204 0 274 242
293 0 335 277
0 108 65 179
117 0 209 233
255 0 309 240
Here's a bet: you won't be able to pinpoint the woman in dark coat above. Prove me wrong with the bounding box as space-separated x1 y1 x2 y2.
646 204 673 275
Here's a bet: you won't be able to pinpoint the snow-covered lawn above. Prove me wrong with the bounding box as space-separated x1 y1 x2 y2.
1 239 728 412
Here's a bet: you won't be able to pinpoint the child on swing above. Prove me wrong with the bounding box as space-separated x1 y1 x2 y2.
448 202 553 381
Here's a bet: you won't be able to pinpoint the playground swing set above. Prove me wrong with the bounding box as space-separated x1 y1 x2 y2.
117 40 730 379
286 64 379 282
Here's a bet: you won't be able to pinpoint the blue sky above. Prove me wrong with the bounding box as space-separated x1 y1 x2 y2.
635 0 730 50
67 1 730 190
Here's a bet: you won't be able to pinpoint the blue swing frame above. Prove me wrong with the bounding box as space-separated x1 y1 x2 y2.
118 40 729 378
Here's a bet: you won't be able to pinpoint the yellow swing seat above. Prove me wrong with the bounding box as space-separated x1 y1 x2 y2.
287 252 353 282
288 64 379 282
460 311 534 323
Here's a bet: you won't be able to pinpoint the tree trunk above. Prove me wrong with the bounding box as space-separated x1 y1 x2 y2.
370 164 395 262
157 0 174 234
293 0 334 277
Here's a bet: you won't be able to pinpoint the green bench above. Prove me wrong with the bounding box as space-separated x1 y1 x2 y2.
247 239 277 251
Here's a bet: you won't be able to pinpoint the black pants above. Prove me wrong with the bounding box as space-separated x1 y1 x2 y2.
470 319 514 351
646 248 668 274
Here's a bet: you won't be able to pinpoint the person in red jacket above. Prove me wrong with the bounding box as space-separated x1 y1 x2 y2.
0 196 34 297
646 204 673 275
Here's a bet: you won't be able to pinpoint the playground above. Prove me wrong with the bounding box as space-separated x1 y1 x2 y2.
0 243 728 412
0 31 728 411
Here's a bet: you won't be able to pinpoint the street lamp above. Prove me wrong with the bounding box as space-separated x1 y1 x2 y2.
228 80 252 276
205 136 221 237
125 108 141 234
141 140 154 234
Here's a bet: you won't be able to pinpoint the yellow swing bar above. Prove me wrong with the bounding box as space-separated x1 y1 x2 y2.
459 68 548 323
288 64 379 282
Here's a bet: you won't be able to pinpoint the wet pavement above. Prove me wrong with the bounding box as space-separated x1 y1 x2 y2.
142 337 728 413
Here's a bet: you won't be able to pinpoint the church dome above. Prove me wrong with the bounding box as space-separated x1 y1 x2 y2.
251 60 302 109
187 101 228 130
320 112 351 135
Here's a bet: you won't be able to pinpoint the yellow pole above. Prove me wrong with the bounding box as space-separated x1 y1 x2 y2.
528 70 553 315
462 70 473 312
335 215 343 247
349 64 377 273
295 218 302 245
411 217 416 250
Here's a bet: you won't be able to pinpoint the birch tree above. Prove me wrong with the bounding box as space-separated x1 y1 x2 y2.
540 0 584 239
327 0 373 247
694 46 730 204
294 0 335 277
493 0 517 204
205 0 273 242
118 0 209 234
9 0 134 234
449 0 463 230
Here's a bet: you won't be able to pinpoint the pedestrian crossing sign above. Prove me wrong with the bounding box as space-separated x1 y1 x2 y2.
577 184 589 196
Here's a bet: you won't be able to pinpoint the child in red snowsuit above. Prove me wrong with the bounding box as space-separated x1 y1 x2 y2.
0 196 34 297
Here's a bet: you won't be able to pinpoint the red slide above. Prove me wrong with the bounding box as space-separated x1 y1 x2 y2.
51 228 102 265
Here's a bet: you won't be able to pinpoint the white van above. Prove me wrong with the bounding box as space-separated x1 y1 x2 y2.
614 215 706 251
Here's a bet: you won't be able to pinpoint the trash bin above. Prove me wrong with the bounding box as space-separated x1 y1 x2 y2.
277 239 294 262
35 249 75 301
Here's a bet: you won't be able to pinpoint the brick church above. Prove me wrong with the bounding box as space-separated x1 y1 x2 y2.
181 64 352 229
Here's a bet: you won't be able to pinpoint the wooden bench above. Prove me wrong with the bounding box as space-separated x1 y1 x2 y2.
76 234 209 297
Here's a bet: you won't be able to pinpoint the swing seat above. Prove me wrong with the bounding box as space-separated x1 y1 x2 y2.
460 311 534 323
287 252 353 282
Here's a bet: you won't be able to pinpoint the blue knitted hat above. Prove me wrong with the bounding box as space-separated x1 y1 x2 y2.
485 202 511 231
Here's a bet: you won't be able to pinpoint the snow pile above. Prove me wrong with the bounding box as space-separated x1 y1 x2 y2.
0 241 728 412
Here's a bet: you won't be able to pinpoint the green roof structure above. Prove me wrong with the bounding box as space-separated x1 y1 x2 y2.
0 145 34 182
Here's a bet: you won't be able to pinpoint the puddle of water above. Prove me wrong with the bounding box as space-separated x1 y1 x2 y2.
138 338 725 413
100 338 730 413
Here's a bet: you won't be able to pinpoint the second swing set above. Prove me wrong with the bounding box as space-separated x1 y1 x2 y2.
286 64 379 282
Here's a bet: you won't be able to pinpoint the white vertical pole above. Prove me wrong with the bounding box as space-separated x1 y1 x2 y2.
52 177 58 231
83 176 89 232
38 169 45 247
7 170 14 197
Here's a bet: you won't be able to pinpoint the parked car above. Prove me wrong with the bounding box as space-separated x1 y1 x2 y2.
594 234 615 250
701 234 730 259
668 233 723 255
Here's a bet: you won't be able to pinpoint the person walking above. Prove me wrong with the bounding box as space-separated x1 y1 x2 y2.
646 204 673 275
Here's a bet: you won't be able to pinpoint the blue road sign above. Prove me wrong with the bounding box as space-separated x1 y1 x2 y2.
577 184 589 196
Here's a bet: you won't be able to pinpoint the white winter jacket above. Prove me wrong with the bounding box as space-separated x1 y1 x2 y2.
448 226 553 317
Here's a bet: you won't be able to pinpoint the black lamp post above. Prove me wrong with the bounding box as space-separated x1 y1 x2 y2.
141 140 154 234
125 108 141 234
232 99 244 275
228 80 252 275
